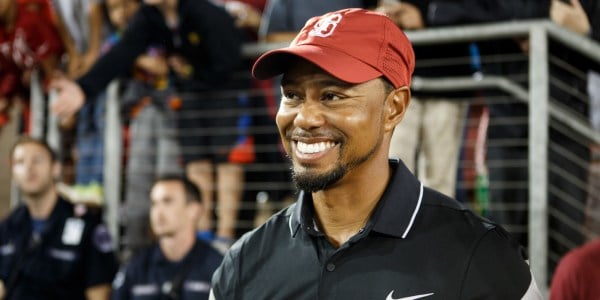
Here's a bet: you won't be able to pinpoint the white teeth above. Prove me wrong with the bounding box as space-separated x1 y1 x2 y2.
296 141 335 154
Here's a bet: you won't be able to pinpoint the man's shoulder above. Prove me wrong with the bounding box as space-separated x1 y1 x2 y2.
420 187 499 231
57 198 103 222
0 205 28 237
1 205 27 223
418 187 521 252
191 239 225 269
121 244 158 273
420 187 466 211
415 189 533 297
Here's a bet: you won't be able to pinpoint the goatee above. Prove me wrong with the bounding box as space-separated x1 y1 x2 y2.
292 164 347 193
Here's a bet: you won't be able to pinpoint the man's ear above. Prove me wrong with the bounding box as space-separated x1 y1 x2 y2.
384 86 410 132
52 161 62 180
189 201 203 222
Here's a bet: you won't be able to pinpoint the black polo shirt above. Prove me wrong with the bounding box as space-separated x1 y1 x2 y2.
0 197 118 300
111 239 223 300
212 160 541 299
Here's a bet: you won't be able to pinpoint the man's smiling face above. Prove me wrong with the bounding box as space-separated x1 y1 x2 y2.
276 59 389 192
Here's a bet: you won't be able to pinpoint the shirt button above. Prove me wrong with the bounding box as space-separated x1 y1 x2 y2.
326 263 335 272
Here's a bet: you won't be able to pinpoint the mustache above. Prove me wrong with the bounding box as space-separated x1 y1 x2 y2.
286 128 344 141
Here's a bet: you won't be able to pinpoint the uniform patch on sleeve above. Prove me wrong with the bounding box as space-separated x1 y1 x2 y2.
93 224 115 253
113 269 125 289
0 243 15 256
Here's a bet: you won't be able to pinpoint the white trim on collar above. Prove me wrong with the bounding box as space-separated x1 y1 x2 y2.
289 211 295 236
402 182 424 239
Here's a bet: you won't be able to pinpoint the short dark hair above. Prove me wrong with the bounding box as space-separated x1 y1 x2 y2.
10 136 57 162
152 174 202 204
382 77 395 96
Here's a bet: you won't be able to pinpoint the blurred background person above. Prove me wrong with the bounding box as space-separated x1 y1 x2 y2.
111 175 223 300
0 136 118 300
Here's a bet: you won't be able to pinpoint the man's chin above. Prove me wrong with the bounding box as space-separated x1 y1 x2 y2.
153 229 175 238
21 188 47 199
292 167 345 193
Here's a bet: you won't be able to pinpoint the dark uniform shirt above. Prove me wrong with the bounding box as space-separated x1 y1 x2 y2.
0 197 118 300
112 239 223 300
212 160 541 299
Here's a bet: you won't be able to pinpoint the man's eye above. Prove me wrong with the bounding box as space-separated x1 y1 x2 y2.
322 93 341 101
283 91 301 101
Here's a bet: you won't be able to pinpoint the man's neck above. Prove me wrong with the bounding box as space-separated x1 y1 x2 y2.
159 229 196 262
312 158 391 248
25 187 58 220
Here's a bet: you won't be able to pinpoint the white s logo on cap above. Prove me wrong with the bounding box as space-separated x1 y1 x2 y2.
309 13 342 38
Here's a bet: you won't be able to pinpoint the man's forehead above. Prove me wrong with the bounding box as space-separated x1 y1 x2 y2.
152 180 187 198
281 60 355 87
13 143 50 158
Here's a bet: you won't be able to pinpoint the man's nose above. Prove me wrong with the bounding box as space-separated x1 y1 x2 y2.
23 161 35 171
294 101 326 129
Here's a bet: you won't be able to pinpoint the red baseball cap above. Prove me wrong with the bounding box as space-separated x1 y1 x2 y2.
252 8 415 88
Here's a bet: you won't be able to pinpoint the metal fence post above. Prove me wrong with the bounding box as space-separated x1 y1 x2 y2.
29 70 45 140
103 80 122 248
528 24 549 294
46 90 61 156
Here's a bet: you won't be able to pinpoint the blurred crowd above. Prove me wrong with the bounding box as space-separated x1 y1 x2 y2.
0 0 599 299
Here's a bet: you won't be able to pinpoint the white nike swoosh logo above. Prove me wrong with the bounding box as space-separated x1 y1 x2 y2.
386 291 435 300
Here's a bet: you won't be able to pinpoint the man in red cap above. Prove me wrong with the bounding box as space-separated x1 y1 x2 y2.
210 8 541 299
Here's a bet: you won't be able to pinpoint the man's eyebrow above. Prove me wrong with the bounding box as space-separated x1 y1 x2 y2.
318 79 353 88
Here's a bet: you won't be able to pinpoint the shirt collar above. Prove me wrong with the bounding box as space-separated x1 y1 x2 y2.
22 197 71 231
289 159 424 239
151 238 199 265
290 190 311 238
369 159 424 238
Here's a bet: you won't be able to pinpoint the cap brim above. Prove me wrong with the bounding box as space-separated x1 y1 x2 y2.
252 44 382 84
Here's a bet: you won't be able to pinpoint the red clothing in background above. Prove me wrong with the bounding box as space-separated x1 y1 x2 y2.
0 0 63 96
0 0 63 129
550 239 600 300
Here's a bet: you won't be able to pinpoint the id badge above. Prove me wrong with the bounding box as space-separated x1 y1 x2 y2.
62 218 85 245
